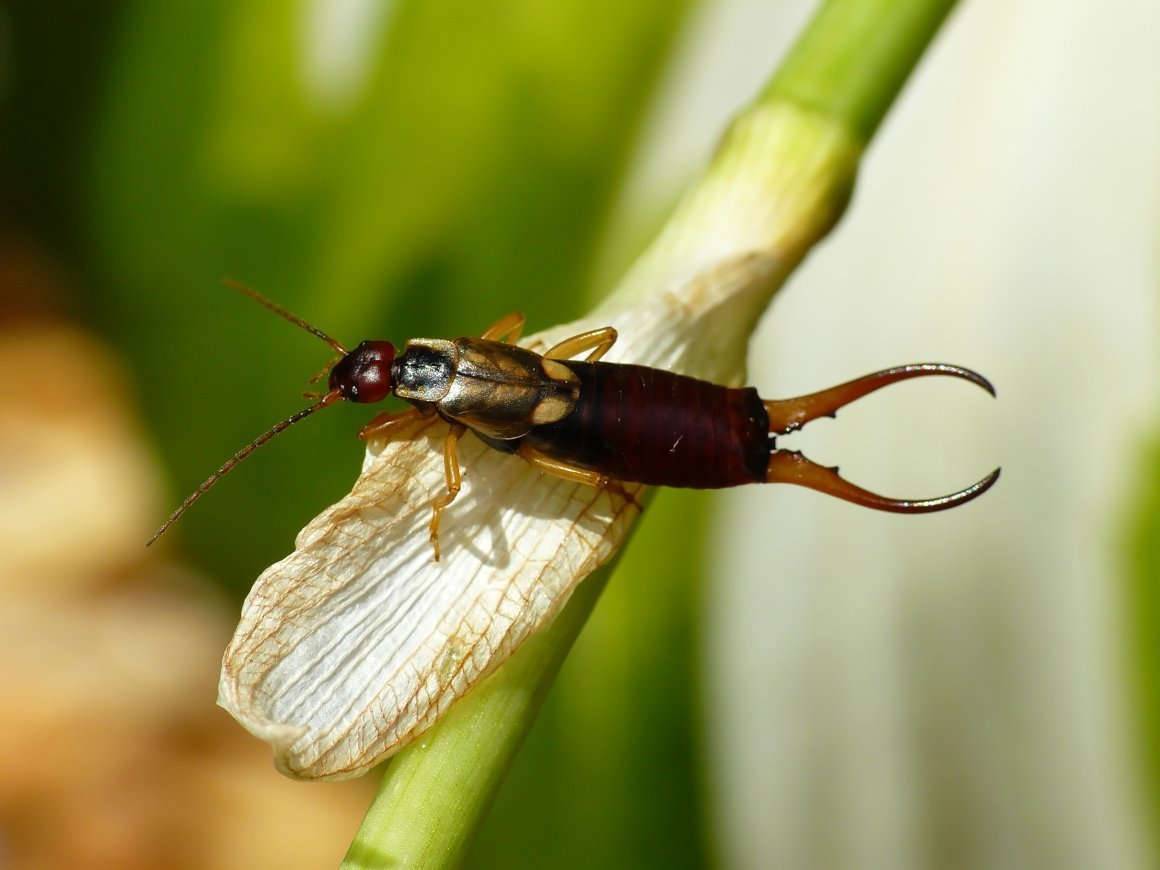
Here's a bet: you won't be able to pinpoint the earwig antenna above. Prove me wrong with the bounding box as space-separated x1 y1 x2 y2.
146 390 342 547
223 277 348 355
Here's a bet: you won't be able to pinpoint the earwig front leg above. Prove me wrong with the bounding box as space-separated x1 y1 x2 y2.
358 408 427 442
542 326 618 362
516 444 641 508
481 312 526 344
429 424 468 561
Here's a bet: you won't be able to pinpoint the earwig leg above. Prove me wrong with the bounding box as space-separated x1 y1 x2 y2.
517 444 610 487
543 326 619 362
516 444 641 508
764 364 996 435
358 408 427 442
481 312 526 344
429 424 467 561
766 450 1000 513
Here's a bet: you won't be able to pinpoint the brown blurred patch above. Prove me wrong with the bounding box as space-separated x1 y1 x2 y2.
0 241 374 869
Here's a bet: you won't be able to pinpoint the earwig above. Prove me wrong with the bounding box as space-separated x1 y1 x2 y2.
149 285 999 557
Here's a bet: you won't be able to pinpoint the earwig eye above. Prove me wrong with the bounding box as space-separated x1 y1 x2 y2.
329 340 397 404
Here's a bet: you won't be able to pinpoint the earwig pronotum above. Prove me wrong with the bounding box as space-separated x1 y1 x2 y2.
148 283 999 558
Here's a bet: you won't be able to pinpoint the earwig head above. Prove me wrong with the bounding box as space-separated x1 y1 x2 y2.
329 340 397 403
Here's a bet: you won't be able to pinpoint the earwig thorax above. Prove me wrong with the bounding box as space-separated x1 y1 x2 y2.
329 340 397 404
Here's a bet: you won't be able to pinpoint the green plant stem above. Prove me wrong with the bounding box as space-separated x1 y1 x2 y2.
765 0 958 140
343 0 961 866
342 560 619 869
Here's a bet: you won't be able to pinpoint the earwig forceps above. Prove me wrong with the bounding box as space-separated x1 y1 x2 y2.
763 364 999 512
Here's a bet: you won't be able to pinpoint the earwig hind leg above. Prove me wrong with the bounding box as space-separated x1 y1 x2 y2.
429 424 468 561
481 312 526 344
543 326 618 362
764 364 996 435
766 449 1000 513
517 444 610 487
516 444 641 509
358 408 427 442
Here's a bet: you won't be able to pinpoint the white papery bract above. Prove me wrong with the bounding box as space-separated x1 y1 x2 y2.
219 419 639 779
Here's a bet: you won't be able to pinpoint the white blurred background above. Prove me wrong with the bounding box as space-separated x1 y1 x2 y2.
612 2 1158 866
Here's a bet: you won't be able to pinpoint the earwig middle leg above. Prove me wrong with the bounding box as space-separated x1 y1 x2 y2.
481 312 526 344
429 423 468 561
543 326 618 362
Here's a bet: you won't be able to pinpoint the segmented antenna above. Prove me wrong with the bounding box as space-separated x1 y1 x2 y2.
146 391 341 546
148 280 352 547
223 278 348 355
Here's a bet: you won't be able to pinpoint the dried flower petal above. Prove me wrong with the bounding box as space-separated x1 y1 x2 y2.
217 259 773 779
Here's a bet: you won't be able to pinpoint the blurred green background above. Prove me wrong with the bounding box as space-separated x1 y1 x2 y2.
2 1 1158 868
85 0 690 592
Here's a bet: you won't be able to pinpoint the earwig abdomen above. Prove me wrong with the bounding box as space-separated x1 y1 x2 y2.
524 362 771 488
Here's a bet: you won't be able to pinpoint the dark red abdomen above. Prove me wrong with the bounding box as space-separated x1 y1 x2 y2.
524 361 770 488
